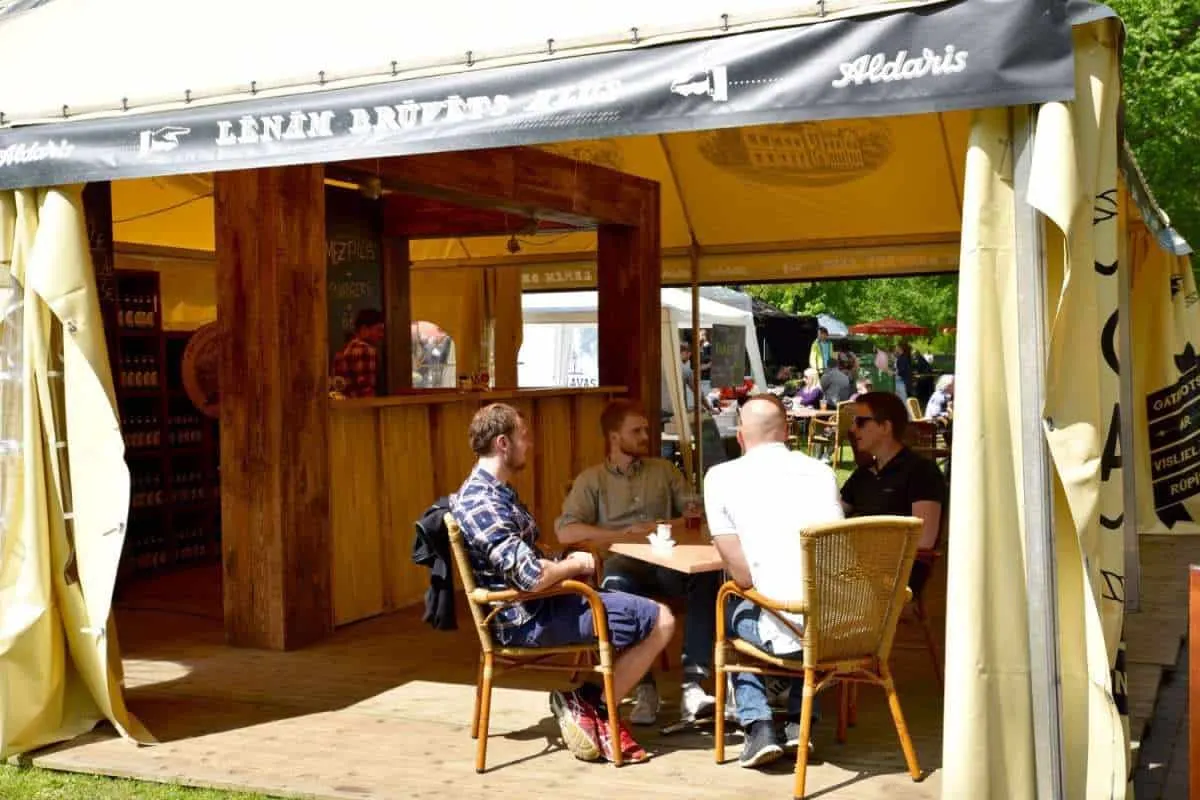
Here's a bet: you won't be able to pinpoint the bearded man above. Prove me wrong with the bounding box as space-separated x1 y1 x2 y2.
557 400 719 726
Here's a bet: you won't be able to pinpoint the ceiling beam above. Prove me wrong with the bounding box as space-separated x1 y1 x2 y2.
381 193 580 239
334 146 653 228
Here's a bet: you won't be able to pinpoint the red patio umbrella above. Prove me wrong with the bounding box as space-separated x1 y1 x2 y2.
848 318 930 336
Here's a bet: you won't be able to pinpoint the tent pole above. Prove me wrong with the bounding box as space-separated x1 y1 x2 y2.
1011 104 1067 800
690 242 702 489
1117 199 1141 612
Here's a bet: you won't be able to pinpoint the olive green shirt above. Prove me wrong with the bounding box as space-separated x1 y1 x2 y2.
556 458 691 533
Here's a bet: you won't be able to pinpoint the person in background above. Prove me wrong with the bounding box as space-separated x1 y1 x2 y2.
925 374 955 421
819 357 854 408
332 308 384 398
451 403 675 763
558 400 719 727
698 329 713 387
893 342 913 402
808 327 832 372
704 394 843 767
796 368 823 409
874 345 891 378
841 392 946 594
850 377 874 401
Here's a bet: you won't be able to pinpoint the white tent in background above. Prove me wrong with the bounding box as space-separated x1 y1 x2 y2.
520 287 767 391
818 313 850 338
520 288 767 472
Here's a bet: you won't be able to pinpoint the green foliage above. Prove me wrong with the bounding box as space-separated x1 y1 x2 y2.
740 275 959 350
1110 0 1200 250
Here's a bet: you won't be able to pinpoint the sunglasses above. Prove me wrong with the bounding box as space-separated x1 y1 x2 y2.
852 415 881 428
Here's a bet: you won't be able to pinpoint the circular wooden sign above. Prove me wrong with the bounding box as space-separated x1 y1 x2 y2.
182 322 220 418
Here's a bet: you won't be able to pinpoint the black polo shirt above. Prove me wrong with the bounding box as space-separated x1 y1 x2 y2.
841 446 945 516
841 447 946 594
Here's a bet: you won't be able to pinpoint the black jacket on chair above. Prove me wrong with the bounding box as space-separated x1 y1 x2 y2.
412 497 457 631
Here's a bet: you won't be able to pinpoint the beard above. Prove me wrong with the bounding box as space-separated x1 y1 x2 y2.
619 438 650 458
503 450 527 472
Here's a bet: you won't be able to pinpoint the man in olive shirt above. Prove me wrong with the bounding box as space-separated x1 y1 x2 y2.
558 400 719 726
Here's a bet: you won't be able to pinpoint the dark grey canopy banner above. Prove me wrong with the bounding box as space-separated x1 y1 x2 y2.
0 0 1085 190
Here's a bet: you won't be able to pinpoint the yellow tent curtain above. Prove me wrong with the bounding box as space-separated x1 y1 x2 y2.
1130 220 1200 534
943 18 1129 799
0 186 148 758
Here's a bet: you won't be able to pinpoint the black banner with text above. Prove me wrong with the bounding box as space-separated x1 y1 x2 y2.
0 0 1083 190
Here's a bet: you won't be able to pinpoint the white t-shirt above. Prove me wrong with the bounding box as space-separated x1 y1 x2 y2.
704 442 844 654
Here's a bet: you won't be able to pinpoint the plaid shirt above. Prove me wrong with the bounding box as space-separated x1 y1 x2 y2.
450 466 546 632
332 337 378 397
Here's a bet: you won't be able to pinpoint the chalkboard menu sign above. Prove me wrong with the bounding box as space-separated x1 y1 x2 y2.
709 324 746 388
326 186 384 384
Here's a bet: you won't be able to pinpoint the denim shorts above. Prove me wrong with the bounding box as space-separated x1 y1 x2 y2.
497 590 659 650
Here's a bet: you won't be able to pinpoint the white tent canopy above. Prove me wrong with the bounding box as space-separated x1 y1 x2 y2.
519 286 768 391
0 0 949 125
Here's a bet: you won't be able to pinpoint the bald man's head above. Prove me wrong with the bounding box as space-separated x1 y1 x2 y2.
737 394 789 450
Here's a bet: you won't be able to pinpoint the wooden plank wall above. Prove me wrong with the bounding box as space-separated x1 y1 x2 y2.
329 390 619 626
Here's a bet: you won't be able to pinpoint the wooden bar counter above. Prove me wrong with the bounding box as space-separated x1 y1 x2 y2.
328 386 624 625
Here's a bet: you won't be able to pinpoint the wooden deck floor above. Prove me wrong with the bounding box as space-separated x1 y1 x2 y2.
29 565 947 800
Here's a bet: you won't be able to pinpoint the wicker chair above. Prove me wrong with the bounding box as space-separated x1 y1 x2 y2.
445 513 624 771
903 419 951 472
713 516 924 799
807 401 855 470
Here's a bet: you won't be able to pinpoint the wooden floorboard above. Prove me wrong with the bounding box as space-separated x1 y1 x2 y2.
1126 534 1200 778
28 567 945 800
38 534 1200 798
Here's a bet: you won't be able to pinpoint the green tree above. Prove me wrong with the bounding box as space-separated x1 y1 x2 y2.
1110 0 1200 250
740 275 959 334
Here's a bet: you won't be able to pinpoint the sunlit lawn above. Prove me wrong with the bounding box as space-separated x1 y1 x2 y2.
0 764 281 799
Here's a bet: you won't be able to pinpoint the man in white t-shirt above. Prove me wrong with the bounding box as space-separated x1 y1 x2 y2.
703 394 844 768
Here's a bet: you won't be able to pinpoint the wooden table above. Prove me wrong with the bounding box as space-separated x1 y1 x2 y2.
607 521 724 574
788 407 836 419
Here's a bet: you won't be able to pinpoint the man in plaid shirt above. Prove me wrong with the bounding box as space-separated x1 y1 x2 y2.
332 309 384 397
451 403 675 764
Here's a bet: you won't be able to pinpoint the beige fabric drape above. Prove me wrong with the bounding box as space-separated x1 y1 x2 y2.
943 18 1130 798
1129 220 1200 533
0 186 149 758
941 105 1038 798
1031 20 1129 798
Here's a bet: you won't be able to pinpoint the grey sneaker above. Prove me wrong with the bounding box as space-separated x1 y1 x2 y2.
740 720 784 768
784 720 815 754
629 682 660 726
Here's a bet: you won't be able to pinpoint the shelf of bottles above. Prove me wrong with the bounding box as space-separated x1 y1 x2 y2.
115 270 221 582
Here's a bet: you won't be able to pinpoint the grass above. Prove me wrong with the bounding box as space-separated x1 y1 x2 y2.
0 765 280 800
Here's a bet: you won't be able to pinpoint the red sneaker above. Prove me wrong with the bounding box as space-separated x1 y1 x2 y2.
595 713 651 763
549 690 602 762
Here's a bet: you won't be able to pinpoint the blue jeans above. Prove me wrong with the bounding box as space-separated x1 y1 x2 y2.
601 554 719 683
726 597 808 726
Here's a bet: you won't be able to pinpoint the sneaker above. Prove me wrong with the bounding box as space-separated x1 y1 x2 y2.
595 714 651 763
549 690 603 762
783 720 815 754
629 683 660 726
739 720 784 768
680 681 716 721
